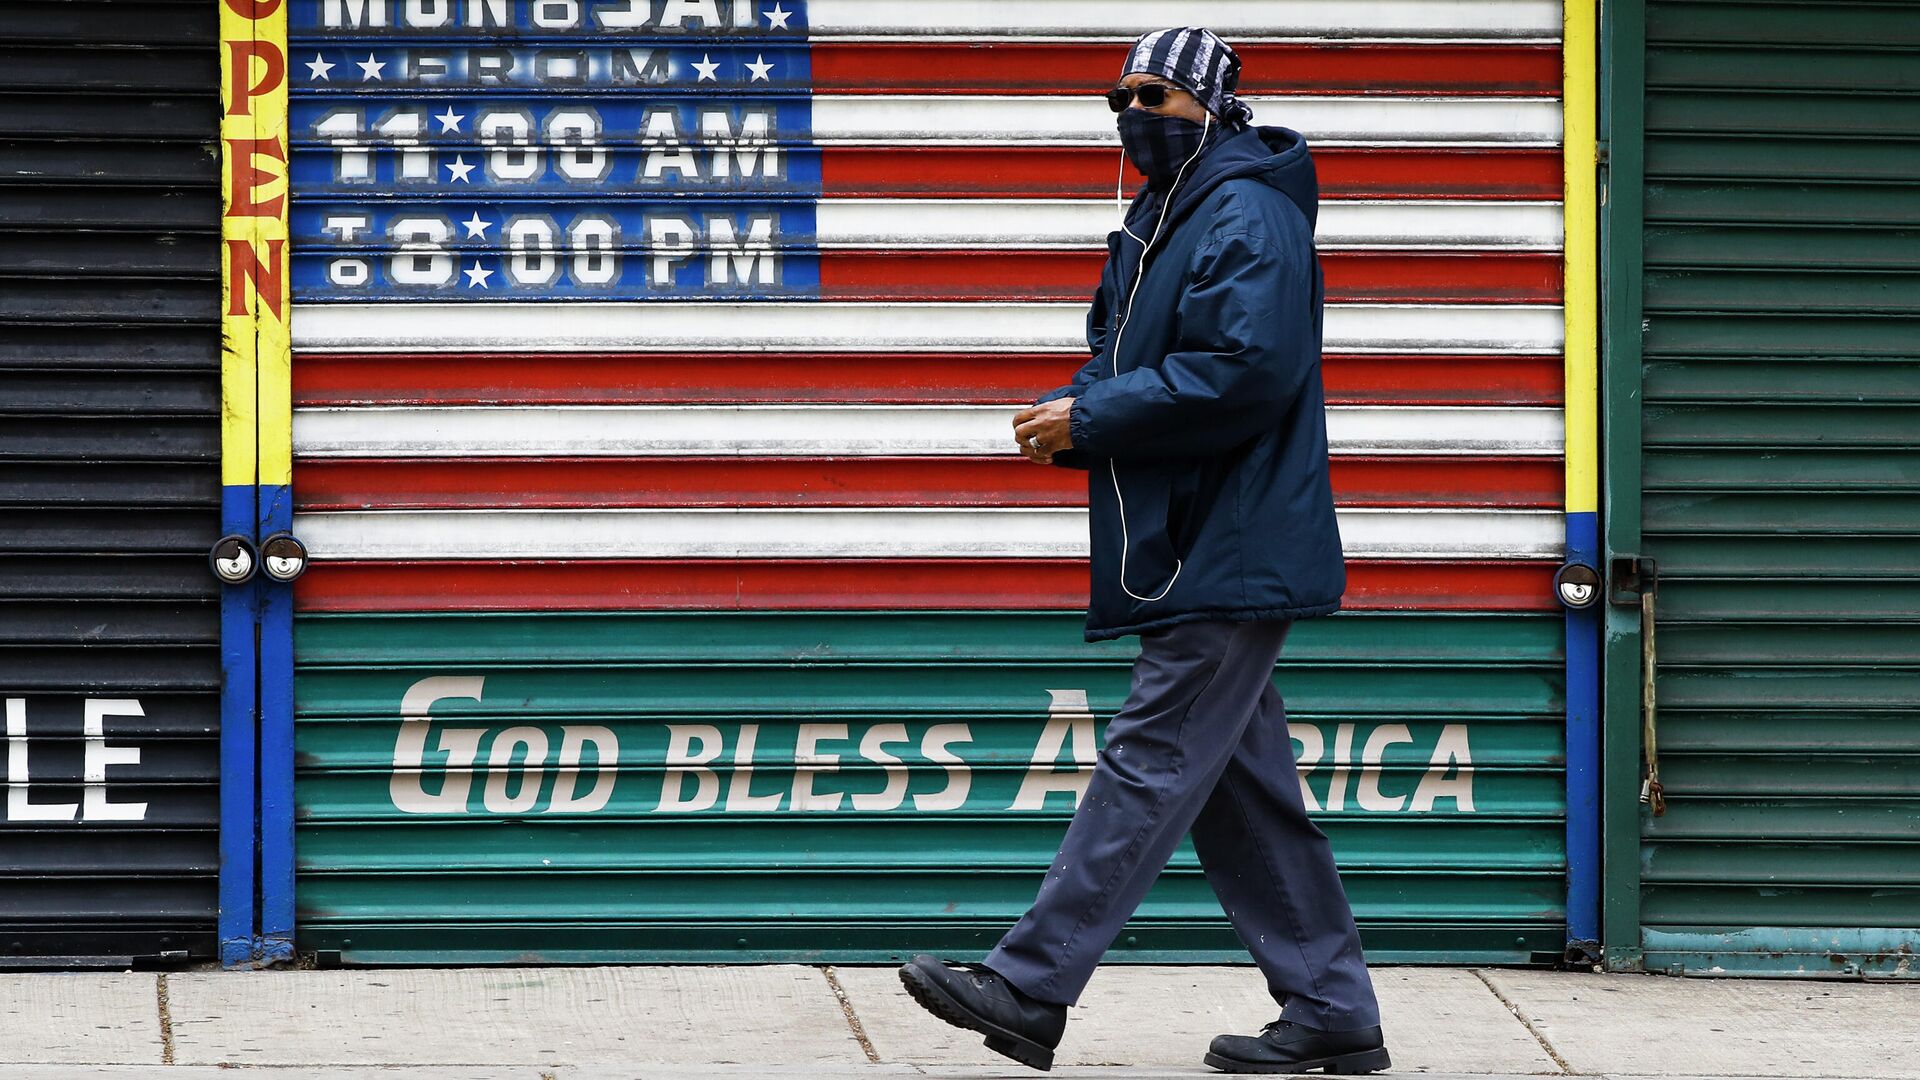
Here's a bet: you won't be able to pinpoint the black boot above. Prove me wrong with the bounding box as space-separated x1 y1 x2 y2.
897 954 1067 1071
1204 1018 1391 1074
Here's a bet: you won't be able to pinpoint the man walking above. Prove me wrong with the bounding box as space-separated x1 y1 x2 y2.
897 28 1388 1075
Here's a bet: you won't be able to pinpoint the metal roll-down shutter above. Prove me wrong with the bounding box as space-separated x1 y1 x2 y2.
1608 0 1920 976
286 1 1575 965
0 0 221 965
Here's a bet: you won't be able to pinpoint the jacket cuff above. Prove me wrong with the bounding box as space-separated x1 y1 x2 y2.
1067 398 1098 456
1034 384 1073 405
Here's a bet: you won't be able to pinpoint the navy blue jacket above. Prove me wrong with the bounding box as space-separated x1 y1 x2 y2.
1037 125 1345 642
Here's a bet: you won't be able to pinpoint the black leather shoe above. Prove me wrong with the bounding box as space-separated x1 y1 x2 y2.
1204 1018 1391 1074
898 954 1066 1071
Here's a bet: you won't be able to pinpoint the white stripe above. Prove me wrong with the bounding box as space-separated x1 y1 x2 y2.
804 1 1563 40
294 507 1564 561
812 96 1561 146
292 303 1565 355
813 200 1563 250
290 200 1565 252
293 405 1565 458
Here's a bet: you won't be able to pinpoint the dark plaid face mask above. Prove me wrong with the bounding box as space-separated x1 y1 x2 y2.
1116 107 1208 189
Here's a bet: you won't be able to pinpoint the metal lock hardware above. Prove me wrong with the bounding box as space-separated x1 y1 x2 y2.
1553 562 1601 610
260 532 310 582
209 534 258 584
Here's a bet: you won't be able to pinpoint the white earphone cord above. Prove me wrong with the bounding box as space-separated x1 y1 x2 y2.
1108 111 1210 603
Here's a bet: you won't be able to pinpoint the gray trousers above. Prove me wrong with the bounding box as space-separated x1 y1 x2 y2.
985 618 1382 1032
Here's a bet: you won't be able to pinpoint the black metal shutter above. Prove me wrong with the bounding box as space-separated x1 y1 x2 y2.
0 0 221 965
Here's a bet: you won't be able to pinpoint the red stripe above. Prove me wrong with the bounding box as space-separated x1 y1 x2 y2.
816 251 1561 304
820 147 1561 200
293 353 1563 407
1331 355 1562 406
809 43 1562 95
295 559 1559 613
295 456 1562 511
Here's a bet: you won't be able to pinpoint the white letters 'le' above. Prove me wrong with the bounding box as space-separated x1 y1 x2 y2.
6 697 148 822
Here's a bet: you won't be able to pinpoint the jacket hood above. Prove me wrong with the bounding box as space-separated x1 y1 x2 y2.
1132 124 1319 236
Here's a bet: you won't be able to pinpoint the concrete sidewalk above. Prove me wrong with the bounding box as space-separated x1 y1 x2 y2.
1 965 1914 1079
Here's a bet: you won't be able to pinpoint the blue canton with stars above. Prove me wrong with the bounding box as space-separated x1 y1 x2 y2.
287 0 816 301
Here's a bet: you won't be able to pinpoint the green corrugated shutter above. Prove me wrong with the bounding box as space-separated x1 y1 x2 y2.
295 612 1566 963
1620 0 1920 975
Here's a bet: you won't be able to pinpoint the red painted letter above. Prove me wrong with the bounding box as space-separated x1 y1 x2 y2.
226 40 286 118
227 239 287 319
225 137 288 218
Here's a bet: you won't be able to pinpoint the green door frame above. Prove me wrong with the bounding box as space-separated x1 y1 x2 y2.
1598 0 1647 972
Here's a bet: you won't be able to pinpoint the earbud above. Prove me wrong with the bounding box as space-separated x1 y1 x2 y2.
1107 110 1210 603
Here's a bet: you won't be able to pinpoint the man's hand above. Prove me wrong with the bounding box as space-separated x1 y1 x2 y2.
1012 398 1075 464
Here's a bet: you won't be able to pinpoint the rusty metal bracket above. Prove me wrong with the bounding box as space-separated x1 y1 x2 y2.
1608 555 1655 607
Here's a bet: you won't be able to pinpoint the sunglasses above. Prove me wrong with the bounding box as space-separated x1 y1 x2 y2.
1105 82 1178 113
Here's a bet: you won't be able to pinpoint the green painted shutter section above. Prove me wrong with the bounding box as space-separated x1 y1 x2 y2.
1632 0 1920 975
294 612 1565 964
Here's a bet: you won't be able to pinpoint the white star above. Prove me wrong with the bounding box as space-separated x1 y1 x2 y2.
461 212 492 239
745 54 773 82
306 54 335 81
358 53 386 81
435 107 465 133
463 262 494 289
445 156 475 182
763 3 791 28
691 53 719 82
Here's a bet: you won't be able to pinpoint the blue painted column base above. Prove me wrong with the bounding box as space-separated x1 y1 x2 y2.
257 480 298 958
1564 510 1603 961
218 480 302 968
218 484 259 967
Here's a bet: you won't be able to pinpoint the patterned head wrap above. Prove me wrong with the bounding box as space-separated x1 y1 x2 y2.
1122 26 1255 129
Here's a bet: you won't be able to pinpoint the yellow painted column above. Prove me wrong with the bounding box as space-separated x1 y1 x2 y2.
1564 0 1601 519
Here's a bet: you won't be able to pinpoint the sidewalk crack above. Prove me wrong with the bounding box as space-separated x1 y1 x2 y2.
155 972 176 1065
1473 969 1574 1075
822 965 881 1063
